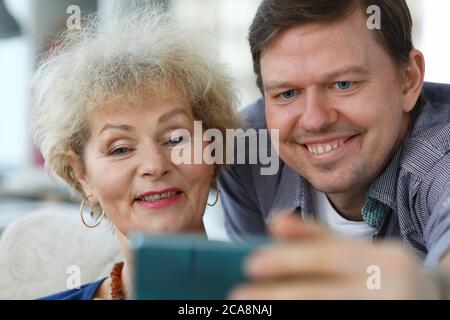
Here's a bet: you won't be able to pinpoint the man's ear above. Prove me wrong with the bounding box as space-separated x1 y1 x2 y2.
67 150 94 200
401 49 426 113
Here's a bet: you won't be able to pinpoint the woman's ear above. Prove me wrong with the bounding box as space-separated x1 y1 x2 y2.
67 150 94 200
401 49 426 113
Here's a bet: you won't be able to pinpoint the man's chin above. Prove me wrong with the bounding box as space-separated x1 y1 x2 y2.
309 183 349 194
304 173 359 195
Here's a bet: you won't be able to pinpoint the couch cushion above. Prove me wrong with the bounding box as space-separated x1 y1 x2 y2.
0 206 121 299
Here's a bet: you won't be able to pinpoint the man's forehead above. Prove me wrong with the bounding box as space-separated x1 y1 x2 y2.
272 20 372 54
260 7 376 61
261 39 371 88
260 12 383 87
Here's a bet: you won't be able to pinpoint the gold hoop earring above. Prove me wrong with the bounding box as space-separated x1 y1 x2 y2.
80 199 105 228
207 189 219 207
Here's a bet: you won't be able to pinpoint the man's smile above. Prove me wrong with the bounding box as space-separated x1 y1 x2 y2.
297 134 361 162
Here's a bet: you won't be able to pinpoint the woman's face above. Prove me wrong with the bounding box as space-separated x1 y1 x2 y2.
74 94 214 236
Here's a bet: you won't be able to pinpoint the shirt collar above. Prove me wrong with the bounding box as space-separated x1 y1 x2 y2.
270 163 314 219
277 146 402 230
366 146 402 210
274 136 405 229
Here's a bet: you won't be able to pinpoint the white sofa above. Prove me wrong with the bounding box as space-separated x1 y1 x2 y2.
0 206 122 300
0 198 227 300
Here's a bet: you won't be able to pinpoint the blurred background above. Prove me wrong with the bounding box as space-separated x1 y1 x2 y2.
0 0 449 237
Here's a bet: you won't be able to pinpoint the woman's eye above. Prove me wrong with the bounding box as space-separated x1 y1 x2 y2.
279 89 297 100
334 81 353 90
164 129 191 147
110 147 130 156
167 136 184 146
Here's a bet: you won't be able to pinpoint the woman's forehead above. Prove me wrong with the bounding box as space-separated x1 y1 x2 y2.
88 96 194 132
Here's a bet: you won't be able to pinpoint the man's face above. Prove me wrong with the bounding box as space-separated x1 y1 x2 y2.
261 9 411 195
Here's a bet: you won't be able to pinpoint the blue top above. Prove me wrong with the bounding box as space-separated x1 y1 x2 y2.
219 82 450 268
40 278 106 300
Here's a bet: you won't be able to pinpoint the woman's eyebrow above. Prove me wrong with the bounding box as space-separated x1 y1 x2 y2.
98 123 135 135
157 108 190 125
97 108 190 135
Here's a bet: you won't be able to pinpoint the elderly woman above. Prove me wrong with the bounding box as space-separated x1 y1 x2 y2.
31 6 242 300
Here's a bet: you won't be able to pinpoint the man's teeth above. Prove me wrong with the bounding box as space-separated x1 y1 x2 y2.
141 192 178 202
306 139 346 155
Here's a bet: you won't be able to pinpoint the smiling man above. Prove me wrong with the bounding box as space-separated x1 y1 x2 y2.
220 0 450 299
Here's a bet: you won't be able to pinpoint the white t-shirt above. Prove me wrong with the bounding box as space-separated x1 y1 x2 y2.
311 188 377 240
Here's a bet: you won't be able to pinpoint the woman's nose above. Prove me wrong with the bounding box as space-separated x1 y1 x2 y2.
137 147 171 179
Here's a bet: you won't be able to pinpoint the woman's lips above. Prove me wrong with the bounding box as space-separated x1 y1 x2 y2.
135 192 183 209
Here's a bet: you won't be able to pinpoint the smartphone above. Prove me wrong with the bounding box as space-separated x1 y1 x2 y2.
130 233 270 300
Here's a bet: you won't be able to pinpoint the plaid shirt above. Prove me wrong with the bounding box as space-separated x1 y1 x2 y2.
219 82 450 268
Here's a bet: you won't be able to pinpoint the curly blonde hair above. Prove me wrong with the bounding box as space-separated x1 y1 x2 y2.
31 4 243 196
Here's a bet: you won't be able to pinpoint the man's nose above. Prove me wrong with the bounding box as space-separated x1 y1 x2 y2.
299 87 338 132
138 146 171 179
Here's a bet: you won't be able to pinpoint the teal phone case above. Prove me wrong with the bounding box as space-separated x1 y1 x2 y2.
130 233 269 300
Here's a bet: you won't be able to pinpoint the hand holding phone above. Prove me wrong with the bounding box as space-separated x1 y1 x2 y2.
130 233 270 300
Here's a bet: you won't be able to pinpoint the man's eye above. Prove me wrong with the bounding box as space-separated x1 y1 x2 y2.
334 81 353 90
279 89 297 100
110 147 130 155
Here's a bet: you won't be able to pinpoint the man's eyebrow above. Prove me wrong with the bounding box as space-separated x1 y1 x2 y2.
264 81 297 92
157 108 190 125
263 66 370 92
321 66 370 81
